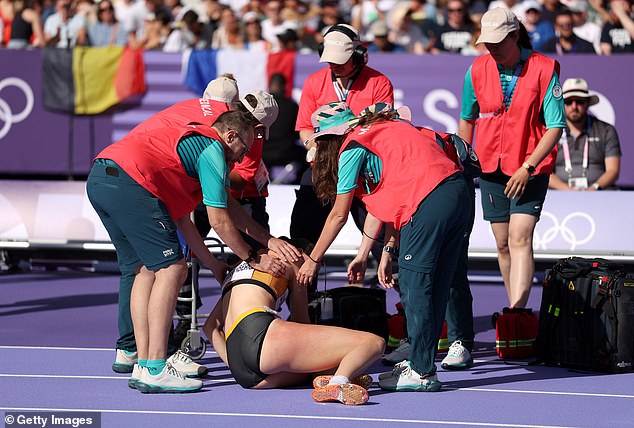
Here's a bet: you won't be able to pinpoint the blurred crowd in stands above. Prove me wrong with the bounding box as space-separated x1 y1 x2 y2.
0 0 632 54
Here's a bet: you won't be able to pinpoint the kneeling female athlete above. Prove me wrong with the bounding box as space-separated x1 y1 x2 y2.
202 240 385 405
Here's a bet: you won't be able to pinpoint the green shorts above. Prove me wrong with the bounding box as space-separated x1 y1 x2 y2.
87 159 184 272
478 170 549 223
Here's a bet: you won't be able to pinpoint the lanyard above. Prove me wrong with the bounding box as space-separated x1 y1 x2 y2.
562 133 589 177
501 60 525 109
479 59 525 119
332 76 354 102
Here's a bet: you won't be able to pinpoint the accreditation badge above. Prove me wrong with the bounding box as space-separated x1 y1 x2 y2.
568 177 588 189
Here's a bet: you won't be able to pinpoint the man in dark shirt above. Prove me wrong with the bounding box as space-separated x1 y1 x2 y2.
549 78 621 190
542 10 596 54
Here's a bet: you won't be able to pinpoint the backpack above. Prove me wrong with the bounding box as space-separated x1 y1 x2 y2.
417 127 481 178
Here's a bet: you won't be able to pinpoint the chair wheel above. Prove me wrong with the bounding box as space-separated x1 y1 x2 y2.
181 336 206 360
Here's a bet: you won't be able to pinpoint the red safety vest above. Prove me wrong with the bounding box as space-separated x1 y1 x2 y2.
471 52 559 175
130 98 230 135
341 121 460 229
98 125 224 220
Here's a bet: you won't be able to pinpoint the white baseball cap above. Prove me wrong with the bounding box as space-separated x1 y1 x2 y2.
319 24 359 65
240 90 279 138
203 76 239 103
477 8 520 45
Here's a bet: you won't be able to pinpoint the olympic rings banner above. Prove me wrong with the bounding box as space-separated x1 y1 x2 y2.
0 50 633 187
0 180 632 259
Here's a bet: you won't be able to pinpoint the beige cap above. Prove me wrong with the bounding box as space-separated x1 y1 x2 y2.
476 8 520 45
562 78 599 106
241 90 279 138
370 20 389 37
203 76 239 103
319 24 359 65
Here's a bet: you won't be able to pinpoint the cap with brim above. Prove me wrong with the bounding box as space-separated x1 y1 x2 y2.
203 76 239 103
241 90 279 138
565 0 587 13
476 8 520 45
304 102 359 145
319 25 358 64
562 78 599 106
522 0 542 12
370 20 389 37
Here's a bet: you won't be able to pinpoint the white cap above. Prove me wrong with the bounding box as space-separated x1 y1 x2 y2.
522 0 542 12
241 90 279 138
203 76 239 103
319 24 359 65
565 0 587 13
476 8 520 45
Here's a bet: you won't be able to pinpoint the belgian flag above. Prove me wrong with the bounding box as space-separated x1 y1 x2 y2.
42 46 146 115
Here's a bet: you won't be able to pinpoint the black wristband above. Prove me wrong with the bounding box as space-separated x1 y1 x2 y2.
306 253 321 264
362 230 377 241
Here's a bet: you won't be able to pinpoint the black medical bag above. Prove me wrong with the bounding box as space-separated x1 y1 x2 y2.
536 257 634 372
308 286 388 339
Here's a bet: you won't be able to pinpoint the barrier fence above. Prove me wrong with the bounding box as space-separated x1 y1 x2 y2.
1 180 633 264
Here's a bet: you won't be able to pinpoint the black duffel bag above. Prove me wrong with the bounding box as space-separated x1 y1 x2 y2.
308 286 388 340
536 257 634 372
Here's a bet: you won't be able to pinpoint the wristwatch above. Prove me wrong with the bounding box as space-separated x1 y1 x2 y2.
592 183 601 190
522 162 536 175
243 248 257 265
383 245 395 254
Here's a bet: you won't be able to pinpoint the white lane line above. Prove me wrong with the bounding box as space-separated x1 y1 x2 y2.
0 407 575 428
0 374 230 383
444 387 634 399
0 345 217 355
0 373 632 399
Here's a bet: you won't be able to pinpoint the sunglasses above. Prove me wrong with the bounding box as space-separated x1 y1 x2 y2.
99 6 113 12
234 133 249 157
448 8 464 12
564 98 587 106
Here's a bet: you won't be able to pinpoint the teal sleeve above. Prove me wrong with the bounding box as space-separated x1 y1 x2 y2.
460 66 480 121
336 147 366 194
198 141 229 208
542 71 566 129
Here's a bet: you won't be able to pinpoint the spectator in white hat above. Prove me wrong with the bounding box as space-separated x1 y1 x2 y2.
549 78 621 190
520 0 555 52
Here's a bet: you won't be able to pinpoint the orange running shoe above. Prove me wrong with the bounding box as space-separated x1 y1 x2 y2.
312 374 373 389
312 383 369 405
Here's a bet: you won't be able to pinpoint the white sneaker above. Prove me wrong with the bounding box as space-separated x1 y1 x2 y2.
382 339 410 365
441 341 474 370
378 360 409 381
378 361 442 392
112 349 137 373
128 364 145 389
136 362 203 393
167 350 209 378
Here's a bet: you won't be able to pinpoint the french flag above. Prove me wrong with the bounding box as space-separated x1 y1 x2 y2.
183 49 295 98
